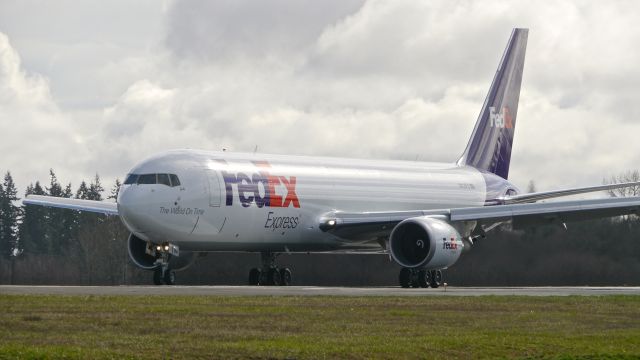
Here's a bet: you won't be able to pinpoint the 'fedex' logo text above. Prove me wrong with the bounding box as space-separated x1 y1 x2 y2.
222 167 300 208
489 106 513 129
442 237 459 250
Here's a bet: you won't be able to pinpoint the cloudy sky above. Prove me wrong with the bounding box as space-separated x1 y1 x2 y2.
1 0 639 197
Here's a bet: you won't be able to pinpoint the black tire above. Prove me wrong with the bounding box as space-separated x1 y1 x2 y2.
430 270 442 288
411 274 420 288
153 268 163 285
164 270 176 285
249 268 261 285
268 268 281 286
399 268 412 288
418 269 430 288
280 268 292 286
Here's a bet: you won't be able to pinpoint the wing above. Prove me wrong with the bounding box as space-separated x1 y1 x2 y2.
320 197 640 241
23 195 119 216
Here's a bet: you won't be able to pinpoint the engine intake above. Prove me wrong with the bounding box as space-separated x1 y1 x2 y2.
128 233 157 270
389 216 463 269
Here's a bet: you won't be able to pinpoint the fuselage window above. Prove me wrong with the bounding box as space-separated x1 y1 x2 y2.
124 174 138 185
158 173 171 187
137 174 157 185
169 174 181 187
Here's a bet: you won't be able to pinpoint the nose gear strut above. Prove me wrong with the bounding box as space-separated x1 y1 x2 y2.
150 242 179 285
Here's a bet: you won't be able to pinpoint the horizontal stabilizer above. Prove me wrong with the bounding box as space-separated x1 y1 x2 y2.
496 181 640 205
451 196 640 228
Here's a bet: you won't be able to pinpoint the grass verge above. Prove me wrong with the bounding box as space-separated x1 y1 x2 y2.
0 295 639 359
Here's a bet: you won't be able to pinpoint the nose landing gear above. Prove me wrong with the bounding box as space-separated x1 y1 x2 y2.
248 251 293 286
151 242 179 285
153 267 176 285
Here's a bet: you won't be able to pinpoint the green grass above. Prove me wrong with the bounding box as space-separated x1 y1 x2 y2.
0 295 639 359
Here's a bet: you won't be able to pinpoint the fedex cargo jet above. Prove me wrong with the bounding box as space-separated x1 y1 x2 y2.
24 29 640 287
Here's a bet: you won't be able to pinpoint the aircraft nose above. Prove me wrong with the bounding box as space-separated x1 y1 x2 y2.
117 185 148 233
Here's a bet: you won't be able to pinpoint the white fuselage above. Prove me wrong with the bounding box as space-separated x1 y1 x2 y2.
117 150 502 252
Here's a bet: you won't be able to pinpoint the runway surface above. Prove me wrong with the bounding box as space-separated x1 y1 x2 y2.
2 285 640 296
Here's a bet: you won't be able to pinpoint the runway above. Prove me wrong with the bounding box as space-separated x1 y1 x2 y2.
1 285 640 296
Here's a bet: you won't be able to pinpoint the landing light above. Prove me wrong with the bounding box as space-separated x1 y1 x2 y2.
164 245 170 251
319 219 338 232
156 245 162 252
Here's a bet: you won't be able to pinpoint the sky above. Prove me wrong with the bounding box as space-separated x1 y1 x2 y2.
1 0 640 197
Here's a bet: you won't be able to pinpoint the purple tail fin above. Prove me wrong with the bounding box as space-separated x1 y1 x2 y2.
457 28 528 180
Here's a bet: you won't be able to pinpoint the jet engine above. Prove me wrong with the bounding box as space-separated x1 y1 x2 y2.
389 217 464 269
127 233 198 271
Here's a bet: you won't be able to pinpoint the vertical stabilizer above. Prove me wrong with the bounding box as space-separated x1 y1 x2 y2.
457 28 528 179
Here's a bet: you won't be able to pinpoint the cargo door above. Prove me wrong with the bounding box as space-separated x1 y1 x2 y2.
206 169 221 207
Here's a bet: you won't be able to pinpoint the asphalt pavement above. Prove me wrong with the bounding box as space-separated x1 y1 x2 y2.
1 285 639 296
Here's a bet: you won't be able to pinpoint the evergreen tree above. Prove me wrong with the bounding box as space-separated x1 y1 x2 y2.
76 181 89 200
75 174 107 283
45 169 75 255
87 174 104 201
20 182 48 254
0 172 21 258
108 179 121 200
0 182 5 256
63 182 82 252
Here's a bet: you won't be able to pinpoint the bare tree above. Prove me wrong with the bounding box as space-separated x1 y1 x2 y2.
606 170 640 197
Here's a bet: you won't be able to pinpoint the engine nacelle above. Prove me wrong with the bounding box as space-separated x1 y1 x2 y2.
127 233 198 271
128 234 156 270
389 216 464 269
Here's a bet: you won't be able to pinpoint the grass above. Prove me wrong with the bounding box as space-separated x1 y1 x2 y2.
0 295 639 359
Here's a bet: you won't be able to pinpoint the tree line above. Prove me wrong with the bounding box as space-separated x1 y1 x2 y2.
0 171 639 286
0 170 119 258
0 170 136 284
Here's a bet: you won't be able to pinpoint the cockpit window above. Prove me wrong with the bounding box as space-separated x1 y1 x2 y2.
137 174 157 185
157 173 171 187
124 174 138 185
169 174 181 187
128 173 180 186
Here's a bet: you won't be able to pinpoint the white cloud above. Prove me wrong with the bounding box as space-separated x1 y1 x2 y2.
2 0 640 196
0 33 88 192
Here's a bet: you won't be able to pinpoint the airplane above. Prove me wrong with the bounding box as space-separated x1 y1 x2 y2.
24 28 640 287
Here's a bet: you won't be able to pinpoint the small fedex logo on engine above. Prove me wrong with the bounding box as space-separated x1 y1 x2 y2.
221 161 300 208
489 106 513 129
442 237 459 250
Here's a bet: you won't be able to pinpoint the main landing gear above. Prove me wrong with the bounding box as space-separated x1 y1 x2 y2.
399 268 443 288
248 251 292 286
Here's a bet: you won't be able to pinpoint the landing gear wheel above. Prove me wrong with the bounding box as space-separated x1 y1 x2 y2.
430 270 442 288
249 268 261 285
399 268 412 288
411 276 420 288
280 268 292 286
153 268 163 285
268 268 281 286
164 270 176 285
418 269 430 288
